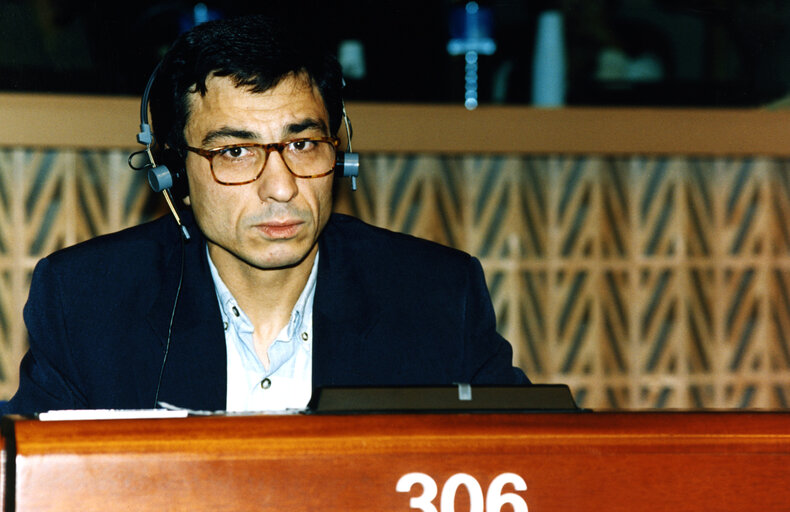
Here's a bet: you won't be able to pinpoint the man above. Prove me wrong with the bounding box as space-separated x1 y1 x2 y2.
3 15 528 415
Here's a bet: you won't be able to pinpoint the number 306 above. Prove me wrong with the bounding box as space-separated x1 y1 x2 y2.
396 472 528 512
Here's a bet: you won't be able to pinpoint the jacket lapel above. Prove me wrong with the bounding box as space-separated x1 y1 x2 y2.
312 216 379 388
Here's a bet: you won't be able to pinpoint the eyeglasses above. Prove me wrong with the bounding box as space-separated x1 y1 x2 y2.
185 136 340 185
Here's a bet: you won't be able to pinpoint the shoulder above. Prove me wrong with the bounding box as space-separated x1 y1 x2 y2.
34 215 184 299
320 214 479 295
323 213 473 267
44 215 181 271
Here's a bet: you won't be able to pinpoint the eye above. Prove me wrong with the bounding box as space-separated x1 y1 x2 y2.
218 146 250 159
288 139 316 152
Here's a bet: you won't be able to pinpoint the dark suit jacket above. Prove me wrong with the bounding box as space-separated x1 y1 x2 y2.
4 212 528 415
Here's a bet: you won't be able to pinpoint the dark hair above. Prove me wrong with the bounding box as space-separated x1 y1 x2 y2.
149 15 343 159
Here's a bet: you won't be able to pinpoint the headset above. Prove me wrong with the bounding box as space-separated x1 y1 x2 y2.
129 63 360 242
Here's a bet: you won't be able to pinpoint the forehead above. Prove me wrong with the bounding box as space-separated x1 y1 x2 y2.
183 73 329 141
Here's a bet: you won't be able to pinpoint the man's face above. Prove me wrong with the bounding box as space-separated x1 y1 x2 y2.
183 73 334 272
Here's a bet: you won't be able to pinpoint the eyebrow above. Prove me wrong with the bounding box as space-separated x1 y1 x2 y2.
201 127 257 147
283 118 328 138
199 117 329 147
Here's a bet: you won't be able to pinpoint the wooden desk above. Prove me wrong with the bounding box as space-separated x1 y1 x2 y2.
2 412 789 511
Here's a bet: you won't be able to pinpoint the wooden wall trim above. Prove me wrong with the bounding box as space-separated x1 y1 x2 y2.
351 104 790 157
0 93 141 150
2 93 790 155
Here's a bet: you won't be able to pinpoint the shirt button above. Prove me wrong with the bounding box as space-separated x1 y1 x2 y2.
301 332 309 341
223 321 229 331
231 306 240 317
260 378 272 389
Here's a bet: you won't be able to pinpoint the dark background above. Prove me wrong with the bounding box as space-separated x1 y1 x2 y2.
1 0 790 107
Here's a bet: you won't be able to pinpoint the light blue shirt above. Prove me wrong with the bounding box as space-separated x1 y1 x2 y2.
207 247 317 412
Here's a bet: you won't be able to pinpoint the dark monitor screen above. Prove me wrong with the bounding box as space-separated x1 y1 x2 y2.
308 384 584 414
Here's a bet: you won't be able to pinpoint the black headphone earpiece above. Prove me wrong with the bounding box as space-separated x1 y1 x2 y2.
336 150 359 190
154 147 190 199
336 100 360 190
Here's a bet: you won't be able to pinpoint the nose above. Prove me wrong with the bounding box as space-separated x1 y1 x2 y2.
256 150 298 203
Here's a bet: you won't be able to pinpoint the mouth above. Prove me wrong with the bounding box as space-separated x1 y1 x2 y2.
255 219 304 239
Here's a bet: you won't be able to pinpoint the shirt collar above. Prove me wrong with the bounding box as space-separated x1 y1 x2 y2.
206 245 319 342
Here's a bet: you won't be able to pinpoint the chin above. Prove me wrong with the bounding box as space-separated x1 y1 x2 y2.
250 248 314 270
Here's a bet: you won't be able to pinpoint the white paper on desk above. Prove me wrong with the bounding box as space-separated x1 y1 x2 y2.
156 401 305 416
37 409 189 421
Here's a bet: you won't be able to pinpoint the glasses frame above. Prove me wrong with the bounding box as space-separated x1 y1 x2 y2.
184 136 340 185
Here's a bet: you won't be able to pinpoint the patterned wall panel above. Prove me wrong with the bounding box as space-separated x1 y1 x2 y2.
2 147 790 409
335 154 790 409
0 149 157 398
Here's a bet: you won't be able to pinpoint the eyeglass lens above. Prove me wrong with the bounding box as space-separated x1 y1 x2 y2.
212 140 335 182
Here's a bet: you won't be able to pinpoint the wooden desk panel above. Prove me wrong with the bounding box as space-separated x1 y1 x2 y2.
3 412 790 511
